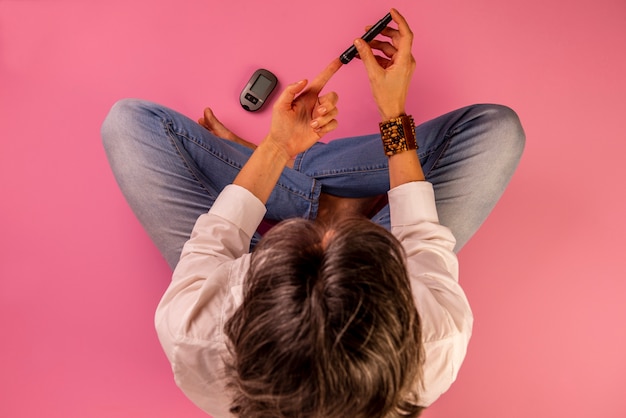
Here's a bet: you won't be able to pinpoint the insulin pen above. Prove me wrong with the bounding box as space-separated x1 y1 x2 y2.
339 12 393 64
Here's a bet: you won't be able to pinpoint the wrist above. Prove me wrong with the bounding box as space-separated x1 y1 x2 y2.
379 114 417 156
233 135 291 204
379 107 406 121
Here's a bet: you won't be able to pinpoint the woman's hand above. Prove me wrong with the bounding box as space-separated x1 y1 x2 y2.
354 9 424 188
264 58 341 160
233 59 342 204
353 8 416 120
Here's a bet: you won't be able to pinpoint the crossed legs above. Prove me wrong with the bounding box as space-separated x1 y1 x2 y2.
101 99 524 269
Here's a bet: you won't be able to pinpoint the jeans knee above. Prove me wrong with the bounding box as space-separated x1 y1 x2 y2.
487 104 525 158
101 98 165 180
471 104 526 169
101 98 144 149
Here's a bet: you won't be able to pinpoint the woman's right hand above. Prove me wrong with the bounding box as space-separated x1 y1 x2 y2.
353 8 416 121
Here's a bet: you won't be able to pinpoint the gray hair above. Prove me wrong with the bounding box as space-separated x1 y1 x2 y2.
224 217 424 418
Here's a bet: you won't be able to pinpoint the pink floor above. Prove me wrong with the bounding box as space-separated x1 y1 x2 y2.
1 0 625 417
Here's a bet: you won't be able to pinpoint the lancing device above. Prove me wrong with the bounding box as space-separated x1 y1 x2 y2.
339 12 393 64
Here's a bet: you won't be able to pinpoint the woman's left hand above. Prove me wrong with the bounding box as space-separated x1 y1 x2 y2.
264 58 342 159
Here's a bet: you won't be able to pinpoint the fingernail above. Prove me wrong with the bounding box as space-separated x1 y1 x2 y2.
318 106 327 114
354 39 362 47
311 120 319 128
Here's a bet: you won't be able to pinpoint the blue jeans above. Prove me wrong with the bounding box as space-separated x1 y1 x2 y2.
101 99 525 269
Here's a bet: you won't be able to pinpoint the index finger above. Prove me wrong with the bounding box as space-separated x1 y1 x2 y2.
307 57 343 94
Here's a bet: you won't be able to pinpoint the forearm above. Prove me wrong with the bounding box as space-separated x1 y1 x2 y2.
387 147 425 189
351 9 424 189
232 137 290 204
232 66 341 204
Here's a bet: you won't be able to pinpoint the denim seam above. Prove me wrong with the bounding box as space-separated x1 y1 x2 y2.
162 122 215 198
309 165 388 179
427 134 452 175
164 120 318 203
427 109 474 175
303 148 437 179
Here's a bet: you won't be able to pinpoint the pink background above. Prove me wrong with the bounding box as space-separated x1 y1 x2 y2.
1 0 625 417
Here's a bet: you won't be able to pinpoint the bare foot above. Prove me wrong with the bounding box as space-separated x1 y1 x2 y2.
198 108 296 169
198 108 257 150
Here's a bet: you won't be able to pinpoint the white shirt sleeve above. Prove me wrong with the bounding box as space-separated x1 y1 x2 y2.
154 184 266 418
389 181 474 407
154 181 472 414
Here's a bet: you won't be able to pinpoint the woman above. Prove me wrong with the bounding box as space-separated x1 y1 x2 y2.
102 8 524 417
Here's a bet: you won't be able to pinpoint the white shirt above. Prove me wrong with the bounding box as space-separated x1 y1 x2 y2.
155 181 473 417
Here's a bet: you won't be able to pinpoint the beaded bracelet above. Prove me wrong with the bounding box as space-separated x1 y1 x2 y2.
379 115 417 156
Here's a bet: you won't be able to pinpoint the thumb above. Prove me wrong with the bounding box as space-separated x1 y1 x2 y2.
353 38 380 74
276 79 307 109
